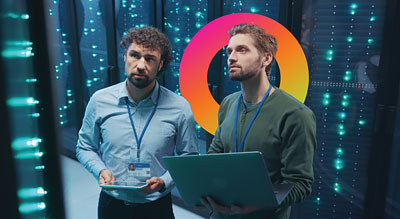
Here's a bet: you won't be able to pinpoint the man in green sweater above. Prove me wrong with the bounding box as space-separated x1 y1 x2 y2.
201 23 316 219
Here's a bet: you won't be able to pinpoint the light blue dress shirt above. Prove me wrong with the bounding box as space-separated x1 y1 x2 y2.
76 80 198 203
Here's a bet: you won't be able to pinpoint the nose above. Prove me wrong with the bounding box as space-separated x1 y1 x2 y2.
228 51 237 65
136 57 145 71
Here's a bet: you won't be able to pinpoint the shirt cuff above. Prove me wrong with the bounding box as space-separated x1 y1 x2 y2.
91 162 108 181
159 171 174 192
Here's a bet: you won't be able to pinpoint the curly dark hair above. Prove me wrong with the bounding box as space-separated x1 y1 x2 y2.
120 26 172 75
228 23 277 77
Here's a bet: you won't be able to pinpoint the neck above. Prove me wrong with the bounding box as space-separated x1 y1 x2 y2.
126 81 156 103
241 73 274 103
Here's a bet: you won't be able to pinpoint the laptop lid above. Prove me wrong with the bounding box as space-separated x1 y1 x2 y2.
163 151 292 208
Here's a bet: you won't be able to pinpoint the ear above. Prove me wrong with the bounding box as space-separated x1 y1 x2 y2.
158 60 164 72
262 52 273 68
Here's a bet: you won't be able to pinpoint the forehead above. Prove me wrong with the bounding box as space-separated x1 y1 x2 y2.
126 42 161 56
227 34 257 49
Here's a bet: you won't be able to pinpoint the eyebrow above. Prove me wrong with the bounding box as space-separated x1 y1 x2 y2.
129 49 158 58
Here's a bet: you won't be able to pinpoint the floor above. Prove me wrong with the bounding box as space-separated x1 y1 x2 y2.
61 155 205 219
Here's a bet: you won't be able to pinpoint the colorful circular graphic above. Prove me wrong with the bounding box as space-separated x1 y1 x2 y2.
179 13 309 135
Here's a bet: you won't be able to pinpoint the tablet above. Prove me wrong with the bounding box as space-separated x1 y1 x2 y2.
100 181 147 190
163 152 292 208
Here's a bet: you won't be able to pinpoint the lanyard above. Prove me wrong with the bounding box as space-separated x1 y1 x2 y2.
234 84 272 152
126 84 160 158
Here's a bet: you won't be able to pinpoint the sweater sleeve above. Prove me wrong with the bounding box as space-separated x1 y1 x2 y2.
279 107 317 206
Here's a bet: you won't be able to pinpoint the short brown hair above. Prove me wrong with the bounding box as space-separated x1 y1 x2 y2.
120 26 172 75
228 23 277 77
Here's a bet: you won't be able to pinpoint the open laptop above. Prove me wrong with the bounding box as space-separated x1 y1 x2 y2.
163 152 293 208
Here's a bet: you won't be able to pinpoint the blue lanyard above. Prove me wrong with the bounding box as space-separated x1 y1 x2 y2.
126 84 161 158
234 85 272 152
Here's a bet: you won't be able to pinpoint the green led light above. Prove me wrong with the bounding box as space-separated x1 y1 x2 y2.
18 187 47 199
325 50 333 61
28 113 40 117
25 78 37 83
196 22 201 28
345 70 351 75
336 147 343 156
195 124 201 130
15 151 44 159
92 45 98 49
174 27 180 32
334 183 341 192
346 36 353 42
185 37 191 43
370 16 376 21
335 158 344 170
339 112 346 119
7 97 39 107
20 14 29 19
34 165 45 170
342 101 349 107
184 6 190 12
174 37 181 43
316 197 321 205
359 120 366 125
195 12 202 17
250 7 259 13
173 72 179 77
343 94 349 100
2 48 34 58
344 75 351 81
368 38 374 44
338 130 346 135
5 12 19 19
11 137 42 150
19 202 46 214
323 93 330 98
5 41 32 46
350 3 358 9
350 10 355 15
322 99 330 106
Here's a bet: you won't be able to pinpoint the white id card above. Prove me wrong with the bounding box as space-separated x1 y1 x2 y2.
127 158 151 182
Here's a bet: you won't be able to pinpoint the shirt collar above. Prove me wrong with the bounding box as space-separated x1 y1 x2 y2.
118 79 160 105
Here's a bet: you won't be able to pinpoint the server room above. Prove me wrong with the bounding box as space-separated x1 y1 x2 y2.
1 0 400 218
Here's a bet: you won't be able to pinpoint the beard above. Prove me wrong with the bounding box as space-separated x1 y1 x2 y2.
229 69 255 81
127 73 155 89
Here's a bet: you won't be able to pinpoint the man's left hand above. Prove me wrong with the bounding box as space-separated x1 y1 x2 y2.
141 177 165 194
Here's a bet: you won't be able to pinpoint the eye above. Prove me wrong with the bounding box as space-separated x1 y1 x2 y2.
239 48 247 53
145 57 154 62
130 52 140 59
226 49 232 55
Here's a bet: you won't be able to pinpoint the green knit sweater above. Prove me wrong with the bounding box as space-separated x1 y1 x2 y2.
208 87 316 219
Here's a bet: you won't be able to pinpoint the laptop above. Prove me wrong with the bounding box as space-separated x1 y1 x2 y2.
163 151 292 208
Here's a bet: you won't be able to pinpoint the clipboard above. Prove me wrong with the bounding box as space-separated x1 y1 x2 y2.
163 152 292 208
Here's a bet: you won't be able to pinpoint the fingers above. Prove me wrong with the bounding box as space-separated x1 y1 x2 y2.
206 196 231 214
142 177 164 193
99 169 113 185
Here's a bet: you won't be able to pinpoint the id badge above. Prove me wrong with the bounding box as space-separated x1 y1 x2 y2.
127 157 151 183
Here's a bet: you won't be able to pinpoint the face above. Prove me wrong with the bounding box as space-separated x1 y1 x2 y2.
226 34 270 81
124 42 163 89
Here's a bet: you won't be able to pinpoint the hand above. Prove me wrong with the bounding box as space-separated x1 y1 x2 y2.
200 196 265 215
99 169 115 191
140 177 165 194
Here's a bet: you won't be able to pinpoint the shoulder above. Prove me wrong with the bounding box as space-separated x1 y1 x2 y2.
159 85 192 109
272 88 314 117
91 81 124 101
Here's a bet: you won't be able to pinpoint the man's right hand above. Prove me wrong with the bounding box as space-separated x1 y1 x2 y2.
99 169 115 190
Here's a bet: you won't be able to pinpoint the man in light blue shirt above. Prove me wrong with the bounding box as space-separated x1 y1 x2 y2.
76 26 198 219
